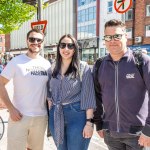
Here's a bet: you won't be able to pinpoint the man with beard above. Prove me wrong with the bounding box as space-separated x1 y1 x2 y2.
0 29 51 150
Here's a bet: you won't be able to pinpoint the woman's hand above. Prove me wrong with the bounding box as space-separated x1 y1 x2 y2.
47 99 53 109
82 122 94 138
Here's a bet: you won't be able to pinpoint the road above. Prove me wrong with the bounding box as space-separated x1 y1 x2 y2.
0 80 108 150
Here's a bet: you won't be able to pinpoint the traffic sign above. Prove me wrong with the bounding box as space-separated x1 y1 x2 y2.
114 0 132 14
31 20 47 33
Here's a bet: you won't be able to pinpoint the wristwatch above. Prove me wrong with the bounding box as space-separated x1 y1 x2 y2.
86 118 94 123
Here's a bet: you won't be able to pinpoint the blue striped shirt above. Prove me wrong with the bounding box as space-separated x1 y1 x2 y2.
47 62 96 146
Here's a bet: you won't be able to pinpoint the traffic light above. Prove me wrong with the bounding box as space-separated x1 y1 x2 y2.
22 0 37 6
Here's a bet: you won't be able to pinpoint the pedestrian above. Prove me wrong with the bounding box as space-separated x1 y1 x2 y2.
93 19 150 150
47 34 96 150
48 54 55 64
0 28 51 150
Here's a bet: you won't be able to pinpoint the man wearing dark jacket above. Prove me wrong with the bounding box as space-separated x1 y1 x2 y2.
93 19 150 150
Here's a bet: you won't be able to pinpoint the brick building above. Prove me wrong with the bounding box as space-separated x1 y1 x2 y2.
125 0 150 54
0 34 5 54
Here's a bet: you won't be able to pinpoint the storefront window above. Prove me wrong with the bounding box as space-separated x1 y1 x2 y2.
82 48 98 65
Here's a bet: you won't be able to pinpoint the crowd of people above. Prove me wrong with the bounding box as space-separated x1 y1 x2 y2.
0 19 150 150
0 53 14 74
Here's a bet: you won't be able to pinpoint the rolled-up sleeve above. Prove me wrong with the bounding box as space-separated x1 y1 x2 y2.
80 64 96 110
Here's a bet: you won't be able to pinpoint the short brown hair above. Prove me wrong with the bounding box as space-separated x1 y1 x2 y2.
105 19 126 30
27 29 45 39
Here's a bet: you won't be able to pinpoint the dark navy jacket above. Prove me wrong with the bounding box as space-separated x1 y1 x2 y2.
93 49 150 137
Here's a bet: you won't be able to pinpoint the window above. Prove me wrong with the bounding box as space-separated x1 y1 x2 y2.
88 6 96 20
89 7 94 20
88 24 96 36
78 9 86 23
78 0 86 6
146 5 150 16
125 9 133 20
78 0 96 6
107 1 113 13
126 28 132 39
145 25 150 37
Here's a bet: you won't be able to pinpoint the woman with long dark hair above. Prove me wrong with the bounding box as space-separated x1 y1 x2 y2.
47 34 96 150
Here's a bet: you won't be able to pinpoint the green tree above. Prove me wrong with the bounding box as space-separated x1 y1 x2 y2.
0 0 36 34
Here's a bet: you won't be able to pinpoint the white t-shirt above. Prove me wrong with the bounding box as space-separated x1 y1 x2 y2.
1 54 51 116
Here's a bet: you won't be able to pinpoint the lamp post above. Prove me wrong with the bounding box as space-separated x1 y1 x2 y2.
37 0 44 57
37 0 42 21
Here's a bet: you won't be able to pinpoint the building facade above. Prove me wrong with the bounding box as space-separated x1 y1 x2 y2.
77 0 99 65
99 0 124 57
6 0 150 62
0 34 5 54
126 0 150 55
9 0 76 56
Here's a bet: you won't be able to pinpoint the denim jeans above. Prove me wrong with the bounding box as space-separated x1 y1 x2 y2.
103 130 144 150
49 101 91 150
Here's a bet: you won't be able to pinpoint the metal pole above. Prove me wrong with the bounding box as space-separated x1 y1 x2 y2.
38 0 44 57
132 0 136 46
38 0 42 21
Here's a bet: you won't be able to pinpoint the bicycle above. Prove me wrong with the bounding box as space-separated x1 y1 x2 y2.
0 115 5 140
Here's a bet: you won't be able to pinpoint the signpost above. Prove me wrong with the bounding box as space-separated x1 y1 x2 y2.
31 20 47 57
114 0 132 14
31 20 47 33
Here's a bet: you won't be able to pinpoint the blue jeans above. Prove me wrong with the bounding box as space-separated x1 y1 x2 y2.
49 101 91 150
104 130 144 150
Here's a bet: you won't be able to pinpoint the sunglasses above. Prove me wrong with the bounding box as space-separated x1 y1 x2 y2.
103 34 123 42
59 43 75 50
28 37 43 44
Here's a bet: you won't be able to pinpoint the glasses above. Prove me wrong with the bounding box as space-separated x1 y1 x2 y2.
59 43 75 50
103 34 123 42
28 37 43 44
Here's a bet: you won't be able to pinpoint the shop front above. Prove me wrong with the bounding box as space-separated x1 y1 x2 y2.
129 44 150 56
78 37 99 65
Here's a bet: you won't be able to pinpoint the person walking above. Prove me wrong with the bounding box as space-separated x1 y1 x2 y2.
47 34 96 150
0 29 51 150
93 19 150 150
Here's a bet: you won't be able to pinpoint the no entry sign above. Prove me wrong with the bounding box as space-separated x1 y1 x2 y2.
114 0 132 14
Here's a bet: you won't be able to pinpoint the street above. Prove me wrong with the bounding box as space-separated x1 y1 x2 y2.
0 80 108 150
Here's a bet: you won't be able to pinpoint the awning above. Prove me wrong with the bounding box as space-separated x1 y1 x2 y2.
129 45 150 52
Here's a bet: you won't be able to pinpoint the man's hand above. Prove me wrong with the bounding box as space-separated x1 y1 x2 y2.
97 130 104 138
9 107 22 121
138 134 150 147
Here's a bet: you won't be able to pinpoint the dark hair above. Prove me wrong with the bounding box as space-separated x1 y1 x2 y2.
105 19 126 30
52 34 80 78
26 29 44 39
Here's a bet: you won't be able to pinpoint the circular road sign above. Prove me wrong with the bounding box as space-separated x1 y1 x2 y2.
114 0 132 14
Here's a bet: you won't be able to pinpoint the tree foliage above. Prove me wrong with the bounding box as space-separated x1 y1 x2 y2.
0 0 36 34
